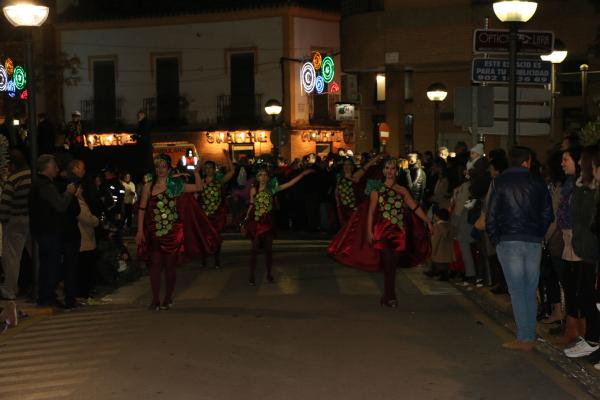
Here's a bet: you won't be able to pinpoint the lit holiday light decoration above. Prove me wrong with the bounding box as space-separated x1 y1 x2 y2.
13 66 26 90
20 89 28 100
0 65 7 92
315 76 325 94
312 51 322 70
7 80 16 98
329 81 340 93
321 56 335 83
301 61 316 93
5 58 14 76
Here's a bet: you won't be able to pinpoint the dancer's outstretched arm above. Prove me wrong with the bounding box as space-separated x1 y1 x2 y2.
277 169 315 192
221 149 236 183
352 154 383 182
136 183 150 247
393 184 433 232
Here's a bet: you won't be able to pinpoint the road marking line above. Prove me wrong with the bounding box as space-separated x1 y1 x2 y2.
0 350 119 368
0 343 121 360
0 367 98 385
258 265 300 296
0 377 87 394
400 267 461 296
0 359 104 376
3 389 73 400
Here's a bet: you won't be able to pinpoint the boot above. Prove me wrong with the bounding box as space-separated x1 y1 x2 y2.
542 303 564 324
0 301 18 327
555 316 580 347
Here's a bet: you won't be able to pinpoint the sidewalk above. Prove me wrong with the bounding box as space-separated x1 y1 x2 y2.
454 280 600 399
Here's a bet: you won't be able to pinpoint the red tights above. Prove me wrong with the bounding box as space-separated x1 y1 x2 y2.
250 233 273 280
149 250 178 306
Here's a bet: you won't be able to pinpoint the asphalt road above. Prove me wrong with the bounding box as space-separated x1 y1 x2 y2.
0 239 592 400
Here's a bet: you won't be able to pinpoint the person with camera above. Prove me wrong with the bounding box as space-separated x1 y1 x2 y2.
29 155 81 308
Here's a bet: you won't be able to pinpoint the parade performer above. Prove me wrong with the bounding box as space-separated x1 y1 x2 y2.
199 149 235 269
335 155 382 226
136 154 220 310
328 157 432 307
242 165 314 286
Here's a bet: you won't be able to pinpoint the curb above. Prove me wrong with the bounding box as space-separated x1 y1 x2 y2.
456 283 600 399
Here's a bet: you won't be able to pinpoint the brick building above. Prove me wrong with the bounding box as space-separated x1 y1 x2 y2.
340 0 600 157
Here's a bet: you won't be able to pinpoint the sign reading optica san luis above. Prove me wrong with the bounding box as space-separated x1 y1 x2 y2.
473 29 554 55
0 58 28 99
301 51 338 95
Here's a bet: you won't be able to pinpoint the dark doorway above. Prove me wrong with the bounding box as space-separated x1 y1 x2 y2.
372 115 385 152
93 60 116 127
156 57 180 126
230 53 256 125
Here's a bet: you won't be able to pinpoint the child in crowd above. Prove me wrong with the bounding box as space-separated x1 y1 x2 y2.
426 208 455 281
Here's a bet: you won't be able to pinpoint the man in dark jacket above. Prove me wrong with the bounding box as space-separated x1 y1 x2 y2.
486 146 553 351
29 154 80 307
405 153 426 204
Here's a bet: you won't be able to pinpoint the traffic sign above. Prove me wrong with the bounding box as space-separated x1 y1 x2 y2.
473 29 554 55
472 58 551 85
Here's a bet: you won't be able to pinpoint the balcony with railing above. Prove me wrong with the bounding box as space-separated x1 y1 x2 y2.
142 96 188 127
80 97 124 129
217 93 264 127
309 93 342 125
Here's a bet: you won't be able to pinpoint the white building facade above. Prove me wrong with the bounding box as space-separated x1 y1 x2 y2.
56 4 349 161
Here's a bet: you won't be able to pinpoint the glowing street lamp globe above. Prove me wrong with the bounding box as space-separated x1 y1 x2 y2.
426 83 448 102
264 99 282 116
541 39 568 64
492 0 538 23
3 1 49 27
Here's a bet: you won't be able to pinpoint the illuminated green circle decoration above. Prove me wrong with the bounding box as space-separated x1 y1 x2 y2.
321 56 334 84
13 66 26 90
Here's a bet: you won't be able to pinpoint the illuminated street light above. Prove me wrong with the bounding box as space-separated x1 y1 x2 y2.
3 0 50 174
3 1 49 26
264 98 283 117
492 0 537 23
264 99 283 159
541 39 567 141
427 83 447 151
493 0 538 148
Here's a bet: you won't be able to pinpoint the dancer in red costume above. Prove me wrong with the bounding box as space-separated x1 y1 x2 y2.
329 158 432 307
136 154 220 311
242 165 314 286
335 155 383 227
199 149 235 269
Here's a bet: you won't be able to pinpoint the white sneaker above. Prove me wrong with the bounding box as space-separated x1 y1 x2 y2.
564 337 599 358
594 362 600 371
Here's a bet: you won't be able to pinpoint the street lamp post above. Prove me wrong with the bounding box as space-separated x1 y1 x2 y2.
426 82 447 152
540 39 568 142
3 0 50 170
264 98 282 159
493 0 538 148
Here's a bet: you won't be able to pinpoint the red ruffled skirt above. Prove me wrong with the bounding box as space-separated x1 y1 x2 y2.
137 193 221 264
328 202 380 271
244 211 274 239
336 204 356 227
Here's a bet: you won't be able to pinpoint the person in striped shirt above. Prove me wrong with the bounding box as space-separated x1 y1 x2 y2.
0 148 32 300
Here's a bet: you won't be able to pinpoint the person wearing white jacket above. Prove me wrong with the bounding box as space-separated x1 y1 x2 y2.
77 192 99 298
